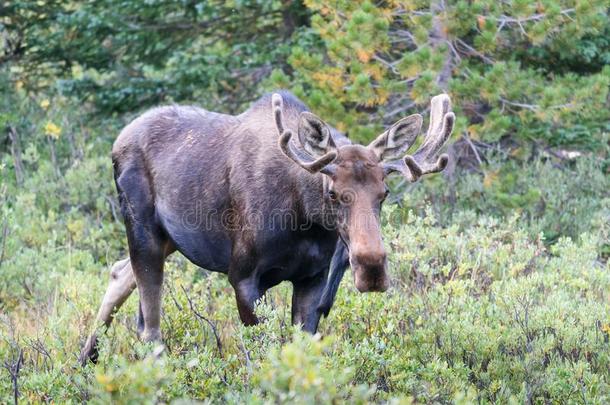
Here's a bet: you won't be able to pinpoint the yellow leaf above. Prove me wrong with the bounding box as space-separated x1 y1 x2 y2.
468 125 479 140
40 99 50 109
366 64 384 81
356 48 371 63
483 170 499 188
44 121 62 139
375 88 389 105
509 147 523 157
96 374 117 392
403 63 420 78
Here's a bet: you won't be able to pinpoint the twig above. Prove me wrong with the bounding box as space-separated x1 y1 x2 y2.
493 8 575 25
391 29 417 44
21 278 33 297
105 196 120 223
26 338 52 371
446 40 462 63
454 39 495 64
462 133 483 166
47 137 61 179
166 282 183 311
3 349 23 405
383 101 416 120
516 20 528 36
7 126 24 185
0 217 8 269
496 20 506 34
499 98 537 111
238 332 253 372
180 285 223 358
373 55 399 74
499 97 575 111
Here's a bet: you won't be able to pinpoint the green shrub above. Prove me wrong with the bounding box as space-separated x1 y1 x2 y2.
399 157 609 244
2 197 608 403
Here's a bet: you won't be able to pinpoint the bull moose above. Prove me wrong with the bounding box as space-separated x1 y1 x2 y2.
80 90 455 363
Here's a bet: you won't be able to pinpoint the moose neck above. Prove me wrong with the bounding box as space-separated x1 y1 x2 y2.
296 171 337 231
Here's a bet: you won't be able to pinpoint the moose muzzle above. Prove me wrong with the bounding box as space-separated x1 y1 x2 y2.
351 248 389 292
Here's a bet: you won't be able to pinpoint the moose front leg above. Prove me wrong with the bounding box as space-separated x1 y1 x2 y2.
232 277 262 326
292 273 328 333
228 253 264 326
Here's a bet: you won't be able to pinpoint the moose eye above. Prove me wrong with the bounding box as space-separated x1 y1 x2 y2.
328 190 338 201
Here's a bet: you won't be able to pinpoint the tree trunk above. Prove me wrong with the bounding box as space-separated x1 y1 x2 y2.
430 1 453 91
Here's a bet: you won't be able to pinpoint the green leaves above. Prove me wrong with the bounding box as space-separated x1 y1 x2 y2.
3 0 608 151
1 0 307 113
284 0 610 151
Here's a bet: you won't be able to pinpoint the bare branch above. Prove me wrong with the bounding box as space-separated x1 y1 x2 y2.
0 215 8 270
493 8 575 25
373 55 399 74
7 126 24 185
499 97 575 112
3 348 23 405
429 0 453 90
180 285 223 358
383 101 416 120
500 98 538 111
461 133 483 166
454 39 495 64
446 40 462 63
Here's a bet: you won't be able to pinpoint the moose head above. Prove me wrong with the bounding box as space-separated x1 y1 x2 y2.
272 93 455 292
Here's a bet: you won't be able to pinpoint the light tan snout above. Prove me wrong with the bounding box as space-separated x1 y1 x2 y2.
348 215 389 292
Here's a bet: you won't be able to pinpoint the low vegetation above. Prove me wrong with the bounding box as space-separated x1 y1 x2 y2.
1 101 608 401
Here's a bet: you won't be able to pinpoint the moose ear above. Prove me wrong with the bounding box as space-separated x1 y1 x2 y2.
298 112 337 157
368 114 423 162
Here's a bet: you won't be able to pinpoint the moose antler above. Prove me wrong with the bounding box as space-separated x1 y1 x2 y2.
272 93 337 174
383 94 455 182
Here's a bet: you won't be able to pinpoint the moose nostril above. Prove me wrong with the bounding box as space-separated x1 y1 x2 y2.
353 262 390 293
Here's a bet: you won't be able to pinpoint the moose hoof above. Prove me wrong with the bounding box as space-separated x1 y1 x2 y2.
138 328 162 344
79 334 99 366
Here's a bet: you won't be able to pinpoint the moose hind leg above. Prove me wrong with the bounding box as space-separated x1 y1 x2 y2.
80 258 136 365
116 165 169 344
130 253 165 342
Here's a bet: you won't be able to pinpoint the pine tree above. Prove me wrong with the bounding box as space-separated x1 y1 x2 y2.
270 0 610 150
